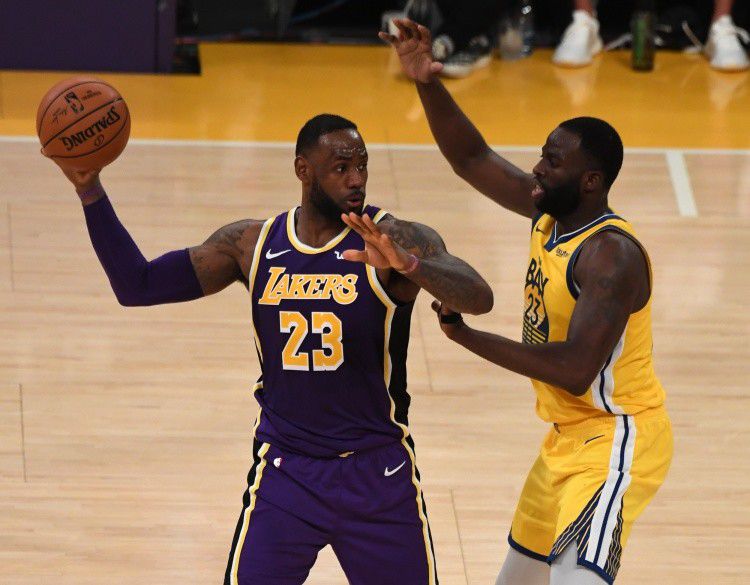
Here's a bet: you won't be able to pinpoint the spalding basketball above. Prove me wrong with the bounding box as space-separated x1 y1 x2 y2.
36 77 130 171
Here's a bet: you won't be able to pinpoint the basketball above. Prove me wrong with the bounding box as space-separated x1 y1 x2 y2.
36 76 130 171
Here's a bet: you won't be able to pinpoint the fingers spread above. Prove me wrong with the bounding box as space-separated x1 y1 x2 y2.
342 249 367 263
416 24 432 43
361 213 381 234
404 19 421 41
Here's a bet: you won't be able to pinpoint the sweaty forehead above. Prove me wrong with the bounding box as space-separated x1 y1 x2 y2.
318 129 367 159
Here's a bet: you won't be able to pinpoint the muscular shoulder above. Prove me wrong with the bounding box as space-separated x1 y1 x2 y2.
574 229 650 309
191 219 265 288
204 219 264 254
376 214 446 258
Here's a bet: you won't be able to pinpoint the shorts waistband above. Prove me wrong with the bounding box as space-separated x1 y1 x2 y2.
552 404 669 434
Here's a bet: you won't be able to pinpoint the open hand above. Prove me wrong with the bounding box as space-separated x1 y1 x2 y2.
341 213 413 271
379 18 443 83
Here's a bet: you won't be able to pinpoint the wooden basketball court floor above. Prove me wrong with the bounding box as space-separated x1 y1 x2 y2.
1 44 749 584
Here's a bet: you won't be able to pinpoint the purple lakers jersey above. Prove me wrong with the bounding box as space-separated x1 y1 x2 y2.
248 206 414 458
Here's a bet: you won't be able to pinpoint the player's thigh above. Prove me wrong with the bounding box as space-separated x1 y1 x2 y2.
550 545 608 585
225 442 331 585
227 497 328 585
495 547 549 585
509 434 559 559
550 412 673 582
333 442 438 585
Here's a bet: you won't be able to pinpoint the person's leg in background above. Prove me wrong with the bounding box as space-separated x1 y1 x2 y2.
553 0 603 67
705 0 749 70
431 0 503 78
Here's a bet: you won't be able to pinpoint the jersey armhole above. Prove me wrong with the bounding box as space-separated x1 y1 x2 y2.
565 225 653 303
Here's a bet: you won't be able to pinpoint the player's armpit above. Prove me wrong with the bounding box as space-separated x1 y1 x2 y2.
379 217 494 314
189 219 263 296
565 231 649 391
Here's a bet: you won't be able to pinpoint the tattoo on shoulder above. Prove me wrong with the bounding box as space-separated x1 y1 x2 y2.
380 217 445 258
206 220 255 253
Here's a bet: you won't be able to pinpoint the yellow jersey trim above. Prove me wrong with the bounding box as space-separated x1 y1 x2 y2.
285 206 351 254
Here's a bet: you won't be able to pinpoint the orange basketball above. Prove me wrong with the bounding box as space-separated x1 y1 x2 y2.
36 76 130 171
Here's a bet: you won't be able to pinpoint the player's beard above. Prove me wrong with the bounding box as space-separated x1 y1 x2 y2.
534 178 581 218
310 179 364 219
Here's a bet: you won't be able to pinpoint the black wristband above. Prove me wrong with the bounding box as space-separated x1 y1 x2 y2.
440 312 463 324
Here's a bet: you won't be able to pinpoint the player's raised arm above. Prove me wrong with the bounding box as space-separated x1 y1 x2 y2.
58 166 260 305
430 231 648 395
341 212 493 315
380 19 536 218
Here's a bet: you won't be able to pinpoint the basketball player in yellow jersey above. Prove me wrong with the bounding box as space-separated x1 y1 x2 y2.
382 19 673 585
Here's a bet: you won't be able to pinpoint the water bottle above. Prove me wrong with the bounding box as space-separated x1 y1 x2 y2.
519 0 534 57
631 0 656 71
498 0 534 60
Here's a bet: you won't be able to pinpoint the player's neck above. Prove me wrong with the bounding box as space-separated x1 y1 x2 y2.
294 204 347 248
553 203 611 236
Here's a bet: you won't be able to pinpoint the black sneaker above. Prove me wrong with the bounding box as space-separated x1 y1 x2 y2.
432 34 455 62
441 35 492 78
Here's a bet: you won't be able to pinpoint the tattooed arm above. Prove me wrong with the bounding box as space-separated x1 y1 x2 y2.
431 231 649 395
341 213 493 315
189 220 263 295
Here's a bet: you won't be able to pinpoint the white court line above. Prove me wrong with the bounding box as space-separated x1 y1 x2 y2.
8 134 748 218
666 150 699 217
5 134 750 155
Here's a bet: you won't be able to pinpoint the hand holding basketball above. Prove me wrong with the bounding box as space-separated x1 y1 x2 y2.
37 76 130 171
55 162 102 196
379 19 443 83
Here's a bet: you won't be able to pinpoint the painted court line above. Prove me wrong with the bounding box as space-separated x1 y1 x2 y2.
4 134 750 156
666 150 698 217
5 134 743 218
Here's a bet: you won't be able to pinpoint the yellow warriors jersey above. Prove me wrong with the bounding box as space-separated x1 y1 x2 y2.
523 212 666 424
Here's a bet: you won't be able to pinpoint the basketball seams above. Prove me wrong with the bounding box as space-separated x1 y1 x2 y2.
41 97 124 148
37 80 117 136
51 110 130 161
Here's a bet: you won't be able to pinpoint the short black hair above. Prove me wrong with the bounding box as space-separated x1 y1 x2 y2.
295 114 358 156
559 117 624 190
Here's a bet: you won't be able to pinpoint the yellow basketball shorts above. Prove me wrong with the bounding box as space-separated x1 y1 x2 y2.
508 406 673 584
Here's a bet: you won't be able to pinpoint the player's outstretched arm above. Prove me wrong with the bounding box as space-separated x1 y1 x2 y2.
431 231 648 395
341 213 493 315
380 19 536 218
59 167 259 305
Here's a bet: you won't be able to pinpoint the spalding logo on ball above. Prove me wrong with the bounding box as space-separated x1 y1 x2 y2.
37 76 130 171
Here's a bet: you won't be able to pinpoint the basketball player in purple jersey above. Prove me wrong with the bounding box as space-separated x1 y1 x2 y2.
50 114 493 585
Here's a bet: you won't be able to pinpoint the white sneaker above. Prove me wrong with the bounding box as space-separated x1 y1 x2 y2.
432 34 455 62
553 10 603 68
705 15 749 72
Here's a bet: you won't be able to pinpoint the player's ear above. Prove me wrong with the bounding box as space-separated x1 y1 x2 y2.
583 170 603 193
294 155 311 184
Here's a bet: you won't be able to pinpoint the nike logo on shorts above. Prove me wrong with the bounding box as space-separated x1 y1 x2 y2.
266 249 291 260
384 460 406 477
